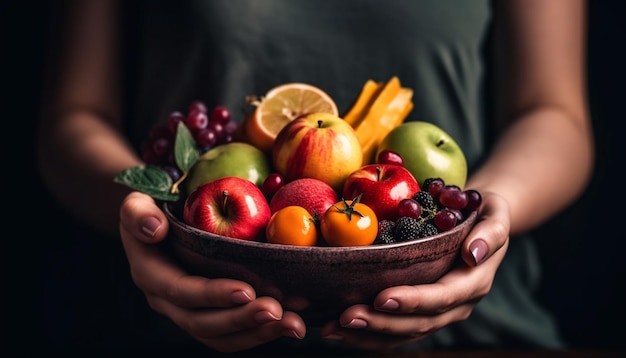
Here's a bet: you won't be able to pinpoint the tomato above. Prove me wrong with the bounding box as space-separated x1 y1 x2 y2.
320 196 378 247
266 206 318 246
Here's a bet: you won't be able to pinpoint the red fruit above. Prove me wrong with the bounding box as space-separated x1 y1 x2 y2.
261 173 285 201
377 149 404 166
343 164 420 221
269 178 339 218
183 176 271 241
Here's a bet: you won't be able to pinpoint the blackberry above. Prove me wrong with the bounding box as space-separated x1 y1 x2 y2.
414 191 437 211
374 220 396 244
394 216 421 242
417 221 439 238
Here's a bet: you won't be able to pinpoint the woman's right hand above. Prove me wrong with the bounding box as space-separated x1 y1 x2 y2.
119 191 306 352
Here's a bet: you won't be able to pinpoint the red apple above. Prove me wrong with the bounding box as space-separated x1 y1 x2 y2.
269 177 339 218
183 176 271 241
272 112 363 192
342 164 420 221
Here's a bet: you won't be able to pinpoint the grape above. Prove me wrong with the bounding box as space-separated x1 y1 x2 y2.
186 110 209 132
434 208 457 231
167 111 185 133
149 125 172 142
464 189 482 211
162 165 182 181
210 105 231 124
448 208 464 221
189 100 207 114
207 121 224 137
261 173 284 200
152 137 172 159
195 128 217 148
397 198 422 219
427 178 445 198
439 185 468 209
139 101 236 181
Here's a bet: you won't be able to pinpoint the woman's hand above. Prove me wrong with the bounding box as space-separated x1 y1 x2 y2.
118 191 306 352
319 191 510 351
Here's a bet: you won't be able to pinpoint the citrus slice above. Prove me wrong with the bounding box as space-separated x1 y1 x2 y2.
243 83 338 153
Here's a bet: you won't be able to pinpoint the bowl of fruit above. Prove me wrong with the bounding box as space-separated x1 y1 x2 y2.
115 80 482 325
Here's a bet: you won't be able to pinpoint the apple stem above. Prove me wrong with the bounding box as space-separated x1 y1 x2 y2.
376 166 382 181
222 190 230 209
317 120 323 128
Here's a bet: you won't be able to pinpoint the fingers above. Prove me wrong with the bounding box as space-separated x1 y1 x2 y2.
461 191 510 266
118 190 307 351
195 311 306 353
318 202 512 349
148 294 305 340
320 303 476 351
119 191 170 243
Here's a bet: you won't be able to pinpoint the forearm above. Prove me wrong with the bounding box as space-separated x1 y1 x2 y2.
37 0 130 238
38 110 142 237
466 107 593 235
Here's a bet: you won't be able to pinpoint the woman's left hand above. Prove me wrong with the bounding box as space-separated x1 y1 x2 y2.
319 191 510 351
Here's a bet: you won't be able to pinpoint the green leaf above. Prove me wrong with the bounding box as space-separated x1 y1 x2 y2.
114 165 180 201
175 122 200 172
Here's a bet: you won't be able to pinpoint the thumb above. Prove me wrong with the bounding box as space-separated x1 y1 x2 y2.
460 192 510 266
119 191 170 243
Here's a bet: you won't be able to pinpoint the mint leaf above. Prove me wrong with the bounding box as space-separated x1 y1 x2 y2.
175 122 200 173
114 165 180 201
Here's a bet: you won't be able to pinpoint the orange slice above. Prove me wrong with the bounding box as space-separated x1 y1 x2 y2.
243 83 338 153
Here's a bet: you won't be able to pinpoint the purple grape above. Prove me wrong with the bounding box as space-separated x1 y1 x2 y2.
186 110 209 132
439 185 468 209
167 111 185 133
162 165 181 181
210 105 231 124
464 189 482 211
427 178 445 198
397 198 422 219
434 208 457 231
194 128 217 148
189 100 207 114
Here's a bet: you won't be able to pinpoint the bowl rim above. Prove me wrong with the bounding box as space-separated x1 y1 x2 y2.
163 201 477 252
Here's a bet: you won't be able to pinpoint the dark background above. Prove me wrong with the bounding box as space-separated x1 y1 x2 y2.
2 0 625 353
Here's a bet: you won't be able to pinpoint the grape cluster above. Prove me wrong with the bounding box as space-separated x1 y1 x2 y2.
374 177 482 244
140 101 237 179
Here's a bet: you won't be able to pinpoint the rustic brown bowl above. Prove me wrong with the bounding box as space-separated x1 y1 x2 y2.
163 201 477 326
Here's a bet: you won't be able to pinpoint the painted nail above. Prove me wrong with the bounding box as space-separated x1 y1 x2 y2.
346 318 368 329
254 310 280 324
282 329 303 339
322 333 344 341
470 239 488 265
379 298 400 311
231 290 253 304
141 217 161 238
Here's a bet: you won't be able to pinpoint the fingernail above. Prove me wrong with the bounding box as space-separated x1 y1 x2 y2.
254 310 280 324
282 329 303 339
231 290 253 304
322 333 343 341
141 217 161 238
379 298 400 311
470 239 488 265
345 318 367 329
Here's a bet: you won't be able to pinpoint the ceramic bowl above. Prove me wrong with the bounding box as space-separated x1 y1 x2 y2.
163 201 477 326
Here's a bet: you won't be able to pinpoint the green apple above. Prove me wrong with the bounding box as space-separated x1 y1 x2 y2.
185 142 271 194
376 121 467 188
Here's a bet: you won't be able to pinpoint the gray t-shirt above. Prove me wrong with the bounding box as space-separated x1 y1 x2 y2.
123 0 564 350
